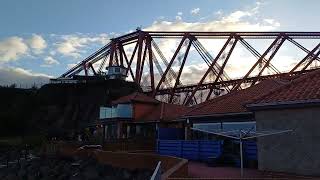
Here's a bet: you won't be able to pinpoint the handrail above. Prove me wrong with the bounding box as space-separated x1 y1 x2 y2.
150 161 161 180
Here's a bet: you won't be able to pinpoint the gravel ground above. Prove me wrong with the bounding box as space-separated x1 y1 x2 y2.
0 156 153 180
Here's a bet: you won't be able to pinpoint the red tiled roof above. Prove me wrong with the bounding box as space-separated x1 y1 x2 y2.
140 103 190 122
185 79 288 117
249 69 320 105
112 92 159 104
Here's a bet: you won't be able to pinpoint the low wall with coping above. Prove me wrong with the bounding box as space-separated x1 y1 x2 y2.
57 144 188 179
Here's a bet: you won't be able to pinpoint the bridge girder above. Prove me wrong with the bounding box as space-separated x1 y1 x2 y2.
58 30 320 105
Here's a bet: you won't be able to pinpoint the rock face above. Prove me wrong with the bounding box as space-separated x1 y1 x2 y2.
0 156 153 180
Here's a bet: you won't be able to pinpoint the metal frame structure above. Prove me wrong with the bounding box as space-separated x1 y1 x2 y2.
58 30 320 105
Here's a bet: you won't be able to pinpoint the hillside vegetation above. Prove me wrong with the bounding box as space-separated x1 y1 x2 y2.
0 80 140 138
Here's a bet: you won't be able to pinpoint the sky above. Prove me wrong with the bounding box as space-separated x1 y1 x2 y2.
0 0 319 87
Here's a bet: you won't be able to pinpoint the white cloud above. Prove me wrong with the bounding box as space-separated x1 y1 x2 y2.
0 37 29 63
143 3 281 83
27 34 47 54
264 18 280 27
215 10 223 16
41 56 60 67
0 66 52 87
56 34 110 58
175 16 182 21
190 8 200 16
146 2 278 32
177 12 183 16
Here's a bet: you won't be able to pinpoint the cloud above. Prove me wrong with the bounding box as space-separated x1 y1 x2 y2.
27 34 47 54
41 56 60 67
264 18 280 27
177 12 183 16
146 8 279 32
0 37 29 63
56 34 109 58
215 10 223 16
190 8 200 16
143 2 281 84
0 66 52 87
175 16 182 21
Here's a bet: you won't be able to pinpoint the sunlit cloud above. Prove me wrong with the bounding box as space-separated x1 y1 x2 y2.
0 37 29 63
27 34 47 54
41 56 60 67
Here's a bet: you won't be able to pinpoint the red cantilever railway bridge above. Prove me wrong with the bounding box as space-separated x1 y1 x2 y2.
57 30 320 105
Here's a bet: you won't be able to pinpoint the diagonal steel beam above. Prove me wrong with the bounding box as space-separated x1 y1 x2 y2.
185 36 234 105
251 35 286 86
135 32 145 83
232 35 283 91
119 44 135 80
169 38 192 103
109 41 116 67
153 35 187 97
206 37 239 100
126 41 139 79
239 38 280 74
301 47 320 71
290 43 320 73
287 38 320 62
147 37 155 93
138 41 148 84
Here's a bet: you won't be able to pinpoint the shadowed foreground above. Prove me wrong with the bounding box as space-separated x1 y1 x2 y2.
0 156 152 180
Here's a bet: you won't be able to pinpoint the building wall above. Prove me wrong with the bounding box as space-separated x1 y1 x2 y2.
255 106 320 176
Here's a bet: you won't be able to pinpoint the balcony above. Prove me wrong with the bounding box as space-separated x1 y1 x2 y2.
100 104 133 119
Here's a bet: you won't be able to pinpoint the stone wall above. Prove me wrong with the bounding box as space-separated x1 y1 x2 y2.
255 106 320 176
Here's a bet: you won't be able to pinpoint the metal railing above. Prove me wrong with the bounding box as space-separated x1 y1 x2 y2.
150 161 161 180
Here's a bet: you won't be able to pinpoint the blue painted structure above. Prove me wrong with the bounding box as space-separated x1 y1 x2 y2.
243 141 257 160
157 140 223 161
158 128 184 140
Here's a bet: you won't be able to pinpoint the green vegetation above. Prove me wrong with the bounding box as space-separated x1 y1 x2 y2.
0 79 140 140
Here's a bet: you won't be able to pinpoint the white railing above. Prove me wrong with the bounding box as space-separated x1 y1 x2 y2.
150 161 161 180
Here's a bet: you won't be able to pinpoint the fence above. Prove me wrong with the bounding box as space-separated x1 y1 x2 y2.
157 140 223 161
243 141 257 160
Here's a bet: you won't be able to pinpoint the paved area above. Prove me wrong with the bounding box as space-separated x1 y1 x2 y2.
188 161 315 179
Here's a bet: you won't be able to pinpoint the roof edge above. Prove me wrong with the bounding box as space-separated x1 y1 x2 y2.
246 99 320 110
183 111 253 119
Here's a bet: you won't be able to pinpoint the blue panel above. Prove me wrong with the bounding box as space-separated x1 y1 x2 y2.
243 141 257 160
158 128 184 140
157 140 223 161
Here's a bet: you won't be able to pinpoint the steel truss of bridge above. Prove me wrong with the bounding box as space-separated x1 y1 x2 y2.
57 30 320 105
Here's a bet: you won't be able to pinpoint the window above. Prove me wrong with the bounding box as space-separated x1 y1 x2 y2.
115 67 120 73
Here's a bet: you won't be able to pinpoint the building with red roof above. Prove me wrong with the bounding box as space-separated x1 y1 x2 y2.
183 79 287 124
99 92 189 140
245 69 320 176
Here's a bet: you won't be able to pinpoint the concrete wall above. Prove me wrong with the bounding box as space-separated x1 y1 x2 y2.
255 106 320 176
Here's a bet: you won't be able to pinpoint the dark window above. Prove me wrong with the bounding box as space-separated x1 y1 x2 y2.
115 67 120 73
